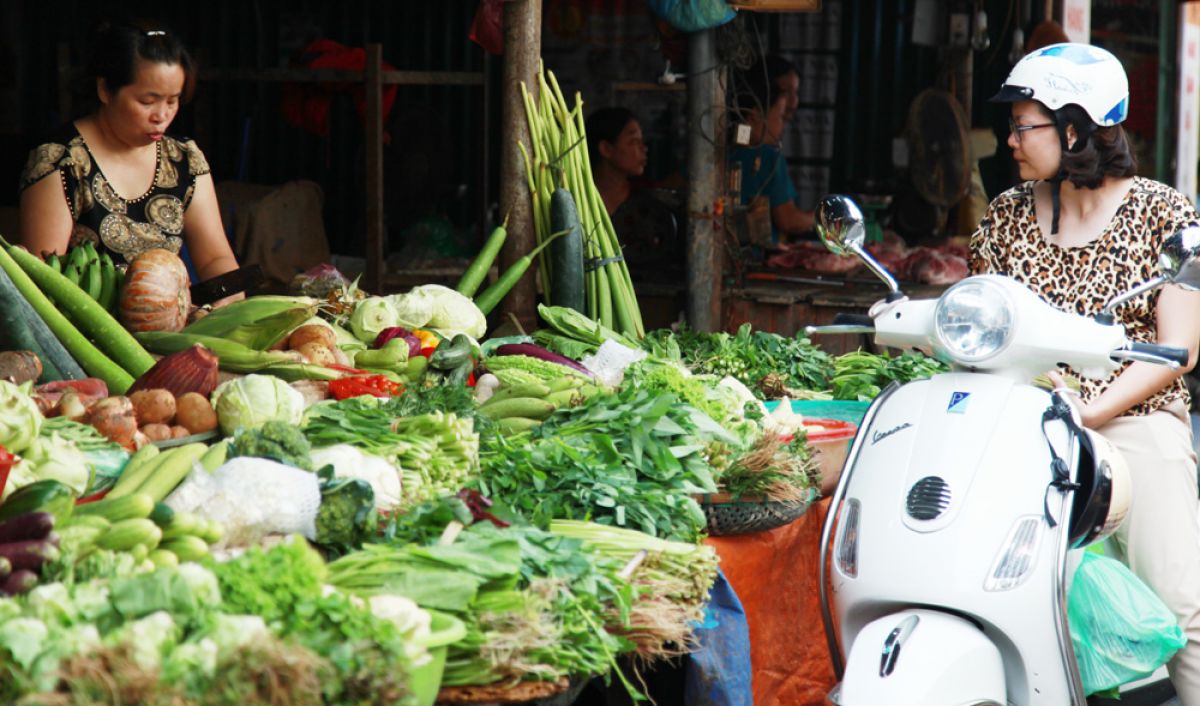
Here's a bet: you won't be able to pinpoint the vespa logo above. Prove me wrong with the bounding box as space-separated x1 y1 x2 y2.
947 392 971 414
872 422 913 445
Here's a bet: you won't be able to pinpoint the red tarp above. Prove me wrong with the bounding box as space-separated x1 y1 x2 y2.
707 498 837 706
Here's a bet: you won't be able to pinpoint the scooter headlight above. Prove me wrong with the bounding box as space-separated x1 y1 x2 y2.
934 278 1015 363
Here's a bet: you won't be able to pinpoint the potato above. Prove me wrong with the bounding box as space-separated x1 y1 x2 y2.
130 389 176 425
88 396 138 449
170 425 192 439
141 423 173 442
175 392 218 434
297 342 336 366
288 324 337 352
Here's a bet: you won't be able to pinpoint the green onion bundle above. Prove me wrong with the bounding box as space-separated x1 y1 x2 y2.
519 65 645 338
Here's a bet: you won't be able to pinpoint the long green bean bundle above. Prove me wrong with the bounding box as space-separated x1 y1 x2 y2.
518 65 645 338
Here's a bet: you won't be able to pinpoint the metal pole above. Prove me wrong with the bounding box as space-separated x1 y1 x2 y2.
686 29 724 332
498 0 542 331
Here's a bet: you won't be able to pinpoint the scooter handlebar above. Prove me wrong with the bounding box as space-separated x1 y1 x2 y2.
1113 342 1190 369
805 313 877 336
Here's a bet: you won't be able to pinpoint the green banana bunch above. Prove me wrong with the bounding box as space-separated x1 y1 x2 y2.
54 242 120 314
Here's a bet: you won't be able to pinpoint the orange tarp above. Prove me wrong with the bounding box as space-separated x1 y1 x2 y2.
706 498 837 706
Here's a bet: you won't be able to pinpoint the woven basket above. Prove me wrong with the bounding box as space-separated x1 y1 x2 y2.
697 491 816 536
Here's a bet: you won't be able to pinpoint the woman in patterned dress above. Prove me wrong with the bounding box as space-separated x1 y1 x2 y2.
18 19 238 286
973 43 1200 702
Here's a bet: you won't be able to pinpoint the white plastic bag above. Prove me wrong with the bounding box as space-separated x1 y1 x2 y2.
581 340 647 388
165 457 321 546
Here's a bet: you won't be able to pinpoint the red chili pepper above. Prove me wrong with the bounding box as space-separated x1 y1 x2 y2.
327 363 369 375
329 375 403 400
0 445 14 501
419 347 436 359
466 370 477 387
76 488 112 505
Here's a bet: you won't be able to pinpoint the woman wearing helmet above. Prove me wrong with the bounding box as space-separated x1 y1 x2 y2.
971 43 1200 701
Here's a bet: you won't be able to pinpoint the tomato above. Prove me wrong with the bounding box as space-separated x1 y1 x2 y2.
329 375 403 400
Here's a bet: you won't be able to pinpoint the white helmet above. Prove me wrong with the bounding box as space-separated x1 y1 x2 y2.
1069 427 1133 546
991 43 1129 127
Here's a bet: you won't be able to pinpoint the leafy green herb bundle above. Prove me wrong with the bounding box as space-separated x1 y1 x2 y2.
478 386 735 542
642 323 834 398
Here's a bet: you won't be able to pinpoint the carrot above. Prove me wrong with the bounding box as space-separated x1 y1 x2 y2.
474 229 568 315
3 241 154 379
0 244 134 393
456 216 509 297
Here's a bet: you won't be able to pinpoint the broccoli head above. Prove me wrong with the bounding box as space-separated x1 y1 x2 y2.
315 475 376 552
228 420 313 470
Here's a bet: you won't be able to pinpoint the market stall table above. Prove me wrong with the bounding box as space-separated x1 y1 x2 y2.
706 497 837 706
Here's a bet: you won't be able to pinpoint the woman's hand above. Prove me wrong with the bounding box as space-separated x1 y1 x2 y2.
1045 370 1103 428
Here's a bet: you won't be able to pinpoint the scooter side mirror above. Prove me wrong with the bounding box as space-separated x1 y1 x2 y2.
816 194 868 255
816 194 905 301
1099 225 1200 322
1158 225 1200 291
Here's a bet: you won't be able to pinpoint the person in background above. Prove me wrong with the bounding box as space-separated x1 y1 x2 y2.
587 107 648 216
730 55 813 248
586 107 680 271
768 54 800 123
973 43 1200 702
18 18 239 288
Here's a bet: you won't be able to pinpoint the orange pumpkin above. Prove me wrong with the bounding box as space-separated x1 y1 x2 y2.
118 249 192 332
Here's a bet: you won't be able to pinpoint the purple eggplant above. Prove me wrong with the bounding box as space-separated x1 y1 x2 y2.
493 343 594 377
0 512 53 544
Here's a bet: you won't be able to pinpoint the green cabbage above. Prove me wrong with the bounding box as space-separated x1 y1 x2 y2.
212 374 306 436
0 380 42 454
14 433 91 496
411 284 487 340
386 288 436 330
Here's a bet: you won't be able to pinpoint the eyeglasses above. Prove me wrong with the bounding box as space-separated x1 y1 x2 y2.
1008 118 1056 144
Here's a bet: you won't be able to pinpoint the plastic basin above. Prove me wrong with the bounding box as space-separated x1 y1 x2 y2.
802 417 858 495
409 610 467 706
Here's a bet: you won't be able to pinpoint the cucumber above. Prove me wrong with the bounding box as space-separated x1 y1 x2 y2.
0 265 64 382
148 549 178 568
549 188 586 314
148 502 175 528
73 493 155 523
97 518 161 551
160 511 203 541
479 397 557 420
497 416 541 433
161 535 209 562
0 480 75 526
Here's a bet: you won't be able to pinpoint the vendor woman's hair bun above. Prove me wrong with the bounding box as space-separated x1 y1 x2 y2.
90 18 196 102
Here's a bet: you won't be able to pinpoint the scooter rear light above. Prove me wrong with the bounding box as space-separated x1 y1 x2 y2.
984 515 1042 591
835 498 861 577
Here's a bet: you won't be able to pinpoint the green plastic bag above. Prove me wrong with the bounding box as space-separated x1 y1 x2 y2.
1068 551 1186 695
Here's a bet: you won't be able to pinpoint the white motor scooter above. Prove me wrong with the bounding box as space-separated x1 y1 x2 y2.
809 194 1200 706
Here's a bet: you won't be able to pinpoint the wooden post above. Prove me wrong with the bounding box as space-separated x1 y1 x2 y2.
685 29 724 332
498 0 542 330
364 44 386 295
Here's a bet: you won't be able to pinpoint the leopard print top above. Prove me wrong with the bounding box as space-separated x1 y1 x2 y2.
969 177 1198 417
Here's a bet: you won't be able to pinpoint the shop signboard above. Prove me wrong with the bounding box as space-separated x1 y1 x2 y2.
1063 0 1091 44
1178 3 1200 203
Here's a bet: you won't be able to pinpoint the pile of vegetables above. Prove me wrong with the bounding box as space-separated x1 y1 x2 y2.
0 537 426 705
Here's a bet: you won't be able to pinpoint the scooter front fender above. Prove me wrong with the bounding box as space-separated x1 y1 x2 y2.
835 609 1006 706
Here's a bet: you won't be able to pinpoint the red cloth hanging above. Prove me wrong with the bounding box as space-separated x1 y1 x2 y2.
281 39 398 141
